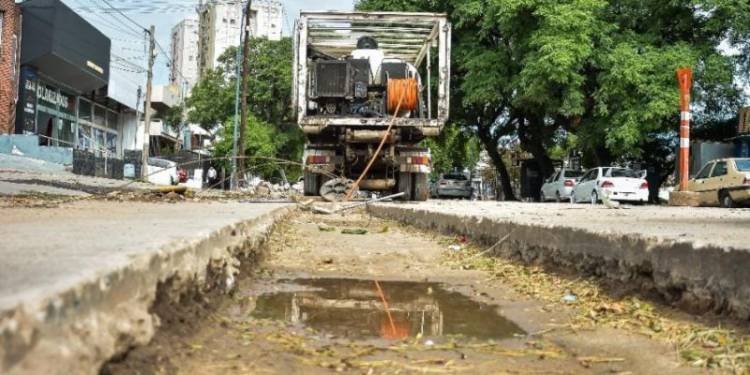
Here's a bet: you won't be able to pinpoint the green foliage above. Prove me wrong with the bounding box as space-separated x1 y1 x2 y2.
425 124 481 177
212 115 286 180
356 0 748 196
216 38 295 125
186 38 304 180
186 69 235 129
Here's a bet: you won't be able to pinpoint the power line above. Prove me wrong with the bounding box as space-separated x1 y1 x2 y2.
100 0 149 32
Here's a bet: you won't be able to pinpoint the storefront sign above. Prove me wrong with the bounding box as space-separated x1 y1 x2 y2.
36 84 70 108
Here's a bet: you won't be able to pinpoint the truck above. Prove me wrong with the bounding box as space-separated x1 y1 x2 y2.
293 11 451 201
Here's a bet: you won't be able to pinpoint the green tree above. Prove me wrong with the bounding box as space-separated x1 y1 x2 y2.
186 38 305 181
187 69 234 129
425 124 481 177
356 0 748 200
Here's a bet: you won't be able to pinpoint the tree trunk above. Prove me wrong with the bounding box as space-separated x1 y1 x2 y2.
477 126 516 201
519 115 554 179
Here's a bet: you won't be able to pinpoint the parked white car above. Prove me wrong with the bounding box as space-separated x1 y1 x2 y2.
540 169 584 202
571 167 649 204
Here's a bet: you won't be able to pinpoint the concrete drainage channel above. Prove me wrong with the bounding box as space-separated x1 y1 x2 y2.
367 204 750 319
3 202 748 373
0 206 293 375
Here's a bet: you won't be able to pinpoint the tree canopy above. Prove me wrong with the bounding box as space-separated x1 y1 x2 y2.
187 38 305 181
356 0 749 199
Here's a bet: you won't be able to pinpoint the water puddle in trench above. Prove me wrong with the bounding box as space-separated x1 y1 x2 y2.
249 278 525 341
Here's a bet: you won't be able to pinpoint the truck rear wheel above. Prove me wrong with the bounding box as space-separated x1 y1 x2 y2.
413 173 429 201
397 172 429 202
303 171 322 196
397 172 413 201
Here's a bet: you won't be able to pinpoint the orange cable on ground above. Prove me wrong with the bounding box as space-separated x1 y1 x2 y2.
373 280 398 335
344 90 406 201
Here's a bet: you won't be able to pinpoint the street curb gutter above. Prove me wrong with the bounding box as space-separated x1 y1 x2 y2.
369 204 750 320
0 205 294 375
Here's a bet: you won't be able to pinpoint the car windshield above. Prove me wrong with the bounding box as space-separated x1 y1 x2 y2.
735 159 750 171
444 174 467 181
608 168 640 178
563 170 584 178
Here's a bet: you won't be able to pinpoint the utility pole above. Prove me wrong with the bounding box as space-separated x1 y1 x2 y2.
237 0 252 188
230 23 243 190
141 25 156 180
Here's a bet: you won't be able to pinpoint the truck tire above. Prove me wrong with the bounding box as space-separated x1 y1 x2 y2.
413 173 429 201
397 172 413 200
397 173 429 201
303 171 319 196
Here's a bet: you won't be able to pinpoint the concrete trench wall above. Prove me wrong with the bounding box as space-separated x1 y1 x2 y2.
0 206 292 375
369 205 750 320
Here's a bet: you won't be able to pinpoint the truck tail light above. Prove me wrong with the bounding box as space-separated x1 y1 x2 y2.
406 156 430 165
564 179 575 187
600 180 614 188
306 155 330 164
640 181 649 190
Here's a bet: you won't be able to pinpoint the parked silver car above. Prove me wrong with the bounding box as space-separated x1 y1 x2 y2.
540 169 584 202
434 173 473 199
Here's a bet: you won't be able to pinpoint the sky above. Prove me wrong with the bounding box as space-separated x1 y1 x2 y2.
62 0 355 91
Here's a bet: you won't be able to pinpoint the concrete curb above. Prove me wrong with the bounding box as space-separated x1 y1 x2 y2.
369 204 750 320
0 205 293 375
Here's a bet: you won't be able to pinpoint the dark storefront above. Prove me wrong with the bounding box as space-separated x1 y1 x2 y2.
14 0 112 153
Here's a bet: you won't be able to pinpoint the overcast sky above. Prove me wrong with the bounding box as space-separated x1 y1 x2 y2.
64 0 354 87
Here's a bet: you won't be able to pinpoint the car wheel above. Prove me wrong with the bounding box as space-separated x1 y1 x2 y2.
720 190 735 208
540 192 546 202
555 191 562 203
591 191 598 205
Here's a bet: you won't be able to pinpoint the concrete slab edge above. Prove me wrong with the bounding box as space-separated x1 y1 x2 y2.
369 205 750 320
0 205 294 375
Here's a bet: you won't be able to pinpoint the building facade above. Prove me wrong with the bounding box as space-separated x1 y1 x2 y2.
0 0 21 134
12 0 139 162
197 0 283 76
170 16 200 92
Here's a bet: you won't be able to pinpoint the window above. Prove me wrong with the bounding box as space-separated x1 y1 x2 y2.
79 99 92 122
609 168 641 178
735 159 750 172
94 105 106 127
710 161 728 177
696 163 714 179
580 170 595 182
548 172 560 183
563 170 584 178
107 110 118 130
444 174 467 181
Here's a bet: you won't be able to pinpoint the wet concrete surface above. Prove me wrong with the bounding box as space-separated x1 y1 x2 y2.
105 210 697 374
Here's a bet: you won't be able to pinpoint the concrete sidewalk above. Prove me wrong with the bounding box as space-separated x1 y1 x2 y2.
0 153 155 195
371 201 750 319
0 201 290 374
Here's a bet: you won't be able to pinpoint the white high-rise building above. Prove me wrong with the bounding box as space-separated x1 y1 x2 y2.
197 0 283 76
170 16 200 92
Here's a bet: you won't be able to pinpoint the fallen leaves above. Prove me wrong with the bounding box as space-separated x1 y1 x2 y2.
441 238 750 372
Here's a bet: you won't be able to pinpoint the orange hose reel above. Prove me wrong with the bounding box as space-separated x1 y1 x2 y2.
386 78 418 114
